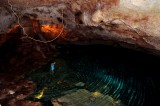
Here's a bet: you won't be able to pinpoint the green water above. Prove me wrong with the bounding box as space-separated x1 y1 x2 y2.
26 45 160 106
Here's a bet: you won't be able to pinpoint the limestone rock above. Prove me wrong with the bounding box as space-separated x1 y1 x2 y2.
1 0 160 55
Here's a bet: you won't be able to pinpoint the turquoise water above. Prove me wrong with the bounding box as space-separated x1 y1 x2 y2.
26 45 160 106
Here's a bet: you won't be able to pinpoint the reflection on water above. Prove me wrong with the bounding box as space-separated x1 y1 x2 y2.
26 45 160 106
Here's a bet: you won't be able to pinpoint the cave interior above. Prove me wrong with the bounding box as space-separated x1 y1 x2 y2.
0 0 160 106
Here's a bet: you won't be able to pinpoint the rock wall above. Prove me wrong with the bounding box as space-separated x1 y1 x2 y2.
1 0 160 54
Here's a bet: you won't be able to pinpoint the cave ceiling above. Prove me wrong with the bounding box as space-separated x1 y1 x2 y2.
0 0 160 55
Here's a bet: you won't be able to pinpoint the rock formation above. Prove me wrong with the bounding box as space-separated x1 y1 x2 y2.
1 0 160 55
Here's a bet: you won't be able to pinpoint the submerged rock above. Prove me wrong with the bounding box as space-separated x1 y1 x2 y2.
75 82 85 87
51 89 125 106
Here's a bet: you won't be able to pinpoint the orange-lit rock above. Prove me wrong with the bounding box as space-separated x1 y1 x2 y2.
41 24 65 38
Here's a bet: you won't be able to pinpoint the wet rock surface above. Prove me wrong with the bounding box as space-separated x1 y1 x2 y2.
0 77 36 106
51 89 124 106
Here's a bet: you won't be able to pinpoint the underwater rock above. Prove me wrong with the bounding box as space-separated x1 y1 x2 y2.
75 82 85 87
51 89 125 106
